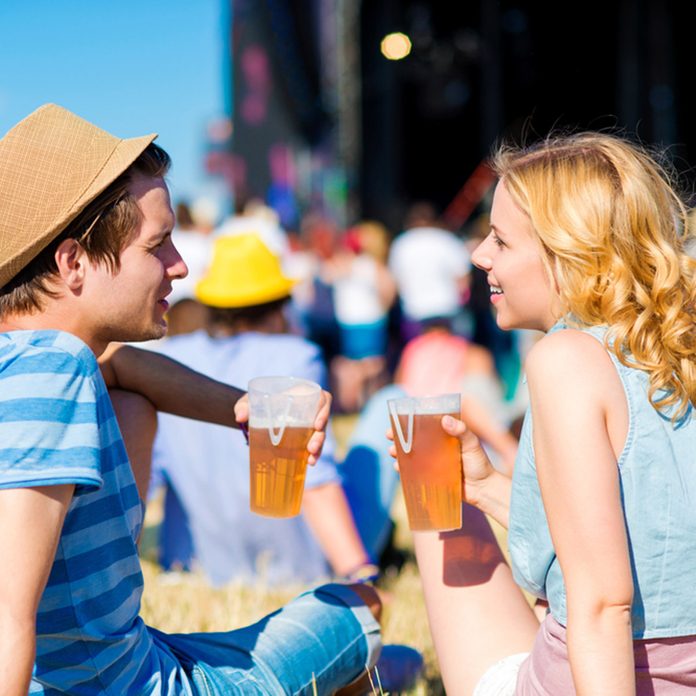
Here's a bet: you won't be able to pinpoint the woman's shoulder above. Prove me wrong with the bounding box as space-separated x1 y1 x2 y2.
525 326 615 389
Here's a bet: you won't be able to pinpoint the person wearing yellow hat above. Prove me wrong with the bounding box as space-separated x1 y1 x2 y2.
150 232 381 587
0 105 384 696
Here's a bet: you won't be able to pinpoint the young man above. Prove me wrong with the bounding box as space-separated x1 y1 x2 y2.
0 104 381 695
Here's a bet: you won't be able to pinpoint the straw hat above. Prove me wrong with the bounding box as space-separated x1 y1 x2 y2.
195 233 296 308
0 104 156 288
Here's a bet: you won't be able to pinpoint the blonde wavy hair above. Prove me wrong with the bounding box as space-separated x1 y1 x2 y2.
493 132 696 419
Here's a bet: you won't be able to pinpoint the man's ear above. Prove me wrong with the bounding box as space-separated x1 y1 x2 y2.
54 239 88 290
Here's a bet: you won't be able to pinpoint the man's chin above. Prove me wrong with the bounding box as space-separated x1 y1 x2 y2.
146 324 168 341
124 323 168 344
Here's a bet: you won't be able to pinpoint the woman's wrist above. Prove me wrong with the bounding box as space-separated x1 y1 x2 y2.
466 469 511 529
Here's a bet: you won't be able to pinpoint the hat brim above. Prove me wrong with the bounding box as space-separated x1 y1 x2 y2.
195 277 297 308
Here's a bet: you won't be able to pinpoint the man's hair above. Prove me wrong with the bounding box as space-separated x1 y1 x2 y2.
0 143 170 316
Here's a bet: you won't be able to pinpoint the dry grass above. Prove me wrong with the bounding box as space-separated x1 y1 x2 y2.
139 414 447 694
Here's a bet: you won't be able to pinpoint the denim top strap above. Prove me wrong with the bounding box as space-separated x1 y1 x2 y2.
508 322 696 639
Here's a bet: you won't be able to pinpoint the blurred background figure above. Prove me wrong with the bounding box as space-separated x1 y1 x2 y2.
337 325 518 575
463 211 525 406
394 317 518 473
329 220 397 413
338 383 405 573
288 213 343 365
388 202 472 344
215 197 290 261
166 199 217 337
149 234 376 586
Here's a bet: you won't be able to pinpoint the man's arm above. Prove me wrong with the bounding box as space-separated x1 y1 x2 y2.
100 343 332 466
0 484 74 696
99 343 244 429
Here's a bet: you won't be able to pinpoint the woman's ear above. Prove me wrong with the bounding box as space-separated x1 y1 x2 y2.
54 238 88 290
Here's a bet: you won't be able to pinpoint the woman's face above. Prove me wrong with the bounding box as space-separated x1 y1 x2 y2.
471 181 561 332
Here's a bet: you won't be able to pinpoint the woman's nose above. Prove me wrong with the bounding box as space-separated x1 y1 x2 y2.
470 239 491 271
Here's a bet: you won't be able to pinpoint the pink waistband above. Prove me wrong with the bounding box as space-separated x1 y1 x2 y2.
516 614 696 695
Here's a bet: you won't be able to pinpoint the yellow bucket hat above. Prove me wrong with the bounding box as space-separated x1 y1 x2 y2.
0 104 156 288
195 233 296 308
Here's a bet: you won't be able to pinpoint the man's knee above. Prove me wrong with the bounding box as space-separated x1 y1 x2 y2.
347 582 383 623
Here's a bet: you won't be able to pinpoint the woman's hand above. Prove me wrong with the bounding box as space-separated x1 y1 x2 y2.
440 415 498 505
388 414 510 525
387 415 497 504
234 389 333 466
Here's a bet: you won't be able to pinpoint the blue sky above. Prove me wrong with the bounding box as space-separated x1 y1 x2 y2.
0 0 228 206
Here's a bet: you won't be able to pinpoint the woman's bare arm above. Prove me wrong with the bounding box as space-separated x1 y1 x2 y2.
526 330 635 696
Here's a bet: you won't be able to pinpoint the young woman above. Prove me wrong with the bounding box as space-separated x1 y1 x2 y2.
408 132 696 695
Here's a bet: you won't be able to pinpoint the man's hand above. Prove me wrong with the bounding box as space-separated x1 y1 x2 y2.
234 389 333 466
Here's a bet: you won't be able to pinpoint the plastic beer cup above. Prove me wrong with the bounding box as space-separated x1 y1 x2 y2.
388 393 462 531
248 376 322 518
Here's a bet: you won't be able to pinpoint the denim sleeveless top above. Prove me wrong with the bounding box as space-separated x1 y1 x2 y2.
508 323 696 639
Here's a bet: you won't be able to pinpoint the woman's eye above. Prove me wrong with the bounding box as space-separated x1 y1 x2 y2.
493 234 505 248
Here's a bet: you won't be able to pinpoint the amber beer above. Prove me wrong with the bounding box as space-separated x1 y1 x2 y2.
249 425 313 517
247 376 322 518
390 400 462 531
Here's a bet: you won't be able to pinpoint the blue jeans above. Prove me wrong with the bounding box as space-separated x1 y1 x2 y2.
155 583 381 695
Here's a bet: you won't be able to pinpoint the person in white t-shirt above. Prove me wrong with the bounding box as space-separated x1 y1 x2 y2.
388 202 471 341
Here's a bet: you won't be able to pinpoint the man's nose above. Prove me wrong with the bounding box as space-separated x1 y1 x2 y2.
168 246 189 279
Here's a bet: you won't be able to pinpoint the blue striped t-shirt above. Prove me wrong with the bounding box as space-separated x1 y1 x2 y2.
0 330 192 695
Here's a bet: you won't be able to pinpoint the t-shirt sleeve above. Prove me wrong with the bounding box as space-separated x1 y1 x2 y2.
0 348 103 493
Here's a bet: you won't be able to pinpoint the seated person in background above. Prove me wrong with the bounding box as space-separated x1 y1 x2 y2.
395 317 519 473
151 233 378 586
339 383 406 567
339 316 519 561
328 221 396 413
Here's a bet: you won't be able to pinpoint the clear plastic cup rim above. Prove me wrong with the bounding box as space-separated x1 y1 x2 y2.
387 392 460 415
